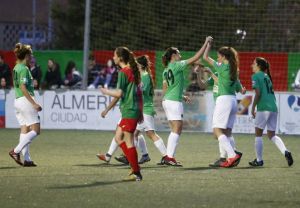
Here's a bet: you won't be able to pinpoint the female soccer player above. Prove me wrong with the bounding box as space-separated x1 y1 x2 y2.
161 36 212 166
203 42 242 168
100 46 143 181
9 43 42 167
249 57 293 167
98 55 167 165
196 65 245 167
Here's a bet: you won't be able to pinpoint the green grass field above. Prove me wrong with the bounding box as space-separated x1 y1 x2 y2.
0 129 299 208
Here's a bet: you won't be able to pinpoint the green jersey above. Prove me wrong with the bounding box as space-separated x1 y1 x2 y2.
207 72 243 101
13 63 34 98
252 71 277 112
212 61 238 96
141 71 155 116
117 67 142 119
163 60 188 102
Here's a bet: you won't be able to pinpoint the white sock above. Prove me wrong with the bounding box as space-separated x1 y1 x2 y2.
218 134 236 158
219 142 227 158
137 135 148 155
271 135 287 155
153 137 167 156
228 136 236 150
20 134 31 161
14 131 37 153
107 137 118 158
255 137 263 161
167 132 180 158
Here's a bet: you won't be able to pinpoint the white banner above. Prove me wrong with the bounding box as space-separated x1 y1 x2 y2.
278 93 300 134
5 90 120 130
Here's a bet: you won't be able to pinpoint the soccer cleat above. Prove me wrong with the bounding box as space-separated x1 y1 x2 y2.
114 154 129 165
123 171 143 182
96 153 111 163
249 159 264 167
9 150 23 166
285 151 294 167
220 153 242 168
209 158 226 167
157 155 167 165
163 156 182 167
138 154 151 164
232 151 243 167
23 160 37 167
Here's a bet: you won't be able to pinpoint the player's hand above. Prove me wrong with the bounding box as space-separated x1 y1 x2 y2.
241 87 247 94
251 109 256 119
206 36 213 43
33 103 42 112
101 110 108 118
183 96 192 104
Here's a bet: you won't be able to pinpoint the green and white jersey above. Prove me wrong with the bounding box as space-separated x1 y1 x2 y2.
117 67 141 119
252 71 277 112
207 72 242 101
163 60 188 102
141 71 155 116
13 63 34 98
212 61 238 96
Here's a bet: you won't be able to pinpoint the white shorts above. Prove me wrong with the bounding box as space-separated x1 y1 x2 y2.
255 111 277 131
213 95 237 129
14 96 40 126
162 100 183 121
136 114 155 132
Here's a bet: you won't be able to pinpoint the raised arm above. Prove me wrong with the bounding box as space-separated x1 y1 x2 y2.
203 42 215 66
186 36 213 65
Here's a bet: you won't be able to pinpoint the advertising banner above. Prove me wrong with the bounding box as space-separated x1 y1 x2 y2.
279 93 300 134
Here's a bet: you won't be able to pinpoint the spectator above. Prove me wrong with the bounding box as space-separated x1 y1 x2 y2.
29 56 42 90
104 59 117 88
63 60 82 89
108 66 119 88
87 61 107 90
88 55 102 85
42 59 62 90
186 63 205 93
0 54 12 88
291 69 300 90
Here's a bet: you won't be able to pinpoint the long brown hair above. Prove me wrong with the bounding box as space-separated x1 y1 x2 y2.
162 47 178 67
14 43 32 61
137 55 154 95
218 46 238 81
255 57 272 82
115 47 140 85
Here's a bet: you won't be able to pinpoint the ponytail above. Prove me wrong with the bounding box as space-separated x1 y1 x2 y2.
137 55 154 95
218 46 238 81
115 47 140 85
255 57 272 83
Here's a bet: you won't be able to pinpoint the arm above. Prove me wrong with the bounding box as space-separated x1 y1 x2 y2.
203 42 215 67
251 88 260 118
186 36 212 65
20 84 42 111
162 80 168 95
100 87 123 98
101 96 120 118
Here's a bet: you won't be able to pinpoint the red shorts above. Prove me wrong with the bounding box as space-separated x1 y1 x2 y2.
118 118 138 133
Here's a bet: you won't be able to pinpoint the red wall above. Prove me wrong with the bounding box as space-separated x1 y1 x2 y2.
239 52 288 91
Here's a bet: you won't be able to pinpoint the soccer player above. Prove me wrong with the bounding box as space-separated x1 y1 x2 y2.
196 65 245 167
9 43 42 167
249 57 293 167
100 47 143 181
98 55 167 165
203 42 242 168
161 36 212 166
